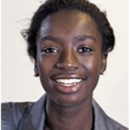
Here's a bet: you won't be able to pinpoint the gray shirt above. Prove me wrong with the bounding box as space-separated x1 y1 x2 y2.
1 94 128 130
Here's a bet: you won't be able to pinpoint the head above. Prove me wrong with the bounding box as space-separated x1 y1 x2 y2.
22 0 115 107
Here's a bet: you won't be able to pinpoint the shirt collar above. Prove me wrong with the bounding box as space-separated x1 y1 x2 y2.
22 94 115 130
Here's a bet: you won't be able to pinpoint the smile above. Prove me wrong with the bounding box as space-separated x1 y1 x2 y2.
54 79 82 87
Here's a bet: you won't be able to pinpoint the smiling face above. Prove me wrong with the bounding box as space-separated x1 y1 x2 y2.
36 10 107 107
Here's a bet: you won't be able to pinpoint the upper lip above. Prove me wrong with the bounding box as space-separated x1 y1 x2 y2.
51 74 87 80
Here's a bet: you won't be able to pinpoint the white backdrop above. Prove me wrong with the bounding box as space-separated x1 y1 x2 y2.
1 0 128 127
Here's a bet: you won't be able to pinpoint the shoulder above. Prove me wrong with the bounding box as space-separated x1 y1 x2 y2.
108 117 128 130
1 101 34 130
1 95 47 130
92 99 128 130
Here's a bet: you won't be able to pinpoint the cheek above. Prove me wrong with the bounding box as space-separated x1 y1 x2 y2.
82 57 101 93
37 54 56 74
83 56 101 76
38 61 54 93
38 62 53 81
37 56 58 89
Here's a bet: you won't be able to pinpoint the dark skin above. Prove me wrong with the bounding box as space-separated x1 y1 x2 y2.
36 10 107 130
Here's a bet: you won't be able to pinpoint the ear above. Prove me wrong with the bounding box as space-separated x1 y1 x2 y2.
100 52 108 75
34 61 39 77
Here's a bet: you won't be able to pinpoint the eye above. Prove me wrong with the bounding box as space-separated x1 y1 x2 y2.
78 47 92 53
42 48 59 53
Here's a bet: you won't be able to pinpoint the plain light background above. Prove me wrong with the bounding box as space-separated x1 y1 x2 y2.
1 0 128 127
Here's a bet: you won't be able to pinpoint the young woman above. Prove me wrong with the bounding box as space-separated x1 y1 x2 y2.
2 0 128 130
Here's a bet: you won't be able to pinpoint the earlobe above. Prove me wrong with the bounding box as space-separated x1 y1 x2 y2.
100 53 108 75
34 61 39 77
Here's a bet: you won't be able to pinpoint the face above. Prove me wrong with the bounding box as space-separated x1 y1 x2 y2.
36 10 107 107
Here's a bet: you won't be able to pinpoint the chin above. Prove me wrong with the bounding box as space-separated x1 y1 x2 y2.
48 92 92 108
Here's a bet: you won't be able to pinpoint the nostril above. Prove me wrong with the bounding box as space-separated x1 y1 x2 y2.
56 63 78 70
56 63 62 69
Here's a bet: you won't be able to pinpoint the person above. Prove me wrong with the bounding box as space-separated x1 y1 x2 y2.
1 0 128 130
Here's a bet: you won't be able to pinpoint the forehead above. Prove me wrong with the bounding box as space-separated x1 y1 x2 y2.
38 10 102 43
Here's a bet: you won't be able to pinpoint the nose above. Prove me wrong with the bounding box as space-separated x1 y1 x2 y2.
56 48 79 71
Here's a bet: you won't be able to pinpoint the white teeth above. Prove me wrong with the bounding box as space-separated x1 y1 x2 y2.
55 79 82 86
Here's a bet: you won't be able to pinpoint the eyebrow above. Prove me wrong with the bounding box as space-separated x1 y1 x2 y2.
74 35 96 42
40 35 96 44
40 36 60 43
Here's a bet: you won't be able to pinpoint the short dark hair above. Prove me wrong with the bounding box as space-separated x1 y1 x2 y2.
22 0 115 61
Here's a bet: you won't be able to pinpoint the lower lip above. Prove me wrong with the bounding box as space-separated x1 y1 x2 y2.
53 81 83 94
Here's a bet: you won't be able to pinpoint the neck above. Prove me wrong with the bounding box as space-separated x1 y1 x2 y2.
45 96 93 130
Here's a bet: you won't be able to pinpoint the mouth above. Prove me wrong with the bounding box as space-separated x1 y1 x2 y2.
51 74 86 94
52 76 85 94
54 79 83 87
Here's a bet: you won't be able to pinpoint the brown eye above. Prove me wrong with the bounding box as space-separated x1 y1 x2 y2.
78 47 92 53
42 48 59 53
